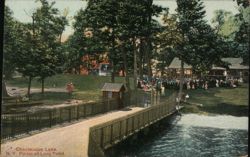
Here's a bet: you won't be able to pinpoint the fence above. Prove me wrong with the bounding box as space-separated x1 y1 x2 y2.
1 98 118 140
88 93 177 157
1 89 170 141
125 89 162 108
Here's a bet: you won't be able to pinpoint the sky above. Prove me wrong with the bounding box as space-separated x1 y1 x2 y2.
5 0 239 40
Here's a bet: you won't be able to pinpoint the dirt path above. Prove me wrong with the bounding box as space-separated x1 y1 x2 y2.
6 86 67 96
1 107 145 157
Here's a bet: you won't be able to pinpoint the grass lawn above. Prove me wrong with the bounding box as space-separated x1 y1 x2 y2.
5 75 249 116
178 83 249 116
5 74 135 105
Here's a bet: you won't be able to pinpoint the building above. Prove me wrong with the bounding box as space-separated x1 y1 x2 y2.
167 58 193 78
101 83 126 108
168 57 249 82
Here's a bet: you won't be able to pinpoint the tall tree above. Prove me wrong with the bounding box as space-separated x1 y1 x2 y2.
3 6 21 79
83 0 120 82
211 10 239 39
3 6 39 97
176 0 226 102
157 10 182 76
31 0 68 93
234 0 249 65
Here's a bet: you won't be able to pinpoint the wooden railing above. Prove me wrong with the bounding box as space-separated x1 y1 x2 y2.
1 98 118 141
88 93 177 157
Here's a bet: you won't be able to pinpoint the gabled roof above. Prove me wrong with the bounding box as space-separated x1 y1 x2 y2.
168 58 192 69
221 58 248 70
101 83 125 92
168 57 249 70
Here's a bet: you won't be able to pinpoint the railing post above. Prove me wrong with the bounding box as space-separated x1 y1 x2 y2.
77 105 79 120
143 112 145 126
137 114 140 129
59 109 62 123
108 98 110 112
11 116 15 137
132 116 135 131
26 114 30 133
49 111 52 127
126 118 128 136
68 108 71 122
102 100 105 113
91 103 94 115
84 105 86 117
119 121 122 138
39 113 42 130
148 110 150 123
100 128 104 149
110 125 113 144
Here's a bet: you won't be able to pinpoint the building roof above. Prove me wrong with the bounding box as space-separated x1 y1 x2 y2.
168 57 249 70
101 83 125 92
168 58 192 69
221 58 248 70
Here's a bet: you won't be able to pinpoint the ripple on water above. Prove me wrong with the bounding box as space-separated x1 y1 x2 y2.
111 114 248 157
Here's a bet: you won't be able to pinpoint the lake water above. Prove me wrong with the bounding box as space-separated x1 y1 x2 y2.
108 114 248 157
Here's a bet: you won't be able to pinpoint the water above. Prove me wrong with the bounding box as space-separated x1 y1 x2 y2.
109 114 248 157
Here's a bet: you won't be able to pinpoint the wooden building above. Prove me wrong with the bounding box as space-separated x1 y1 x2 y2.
101 83 126 109
168 57 249 82
167 58 193 78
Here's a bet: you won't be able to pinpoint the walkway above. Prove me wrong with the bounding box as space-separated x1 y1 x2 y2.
1 107 145 157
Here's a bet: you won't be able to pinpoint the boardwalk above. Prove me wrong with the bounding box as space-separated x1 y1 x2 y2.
1 107 145 157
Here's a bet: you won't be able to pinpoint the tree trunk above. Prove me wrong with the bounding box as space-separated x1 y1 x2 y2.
138 40 144 79
178 60 184 105
122 42 130 92
41 78 45 94
111 60 115 83
145 38 152 78
133 38 138 105
111 32 116 83
145 0 153 78
27 76 32 98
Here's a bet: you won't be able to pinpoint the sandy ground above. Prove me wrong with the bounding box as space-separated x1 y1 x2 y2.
6 86 67 96
1 107 145 157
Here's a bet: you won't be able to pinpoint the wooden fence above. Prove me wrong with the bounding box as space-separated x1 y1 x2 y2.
1 98 118 140
88 92 178 157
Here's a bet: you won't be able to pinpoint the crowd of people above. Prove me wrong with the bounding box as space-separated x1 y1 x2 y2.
161 78 239 90
137 75 240 93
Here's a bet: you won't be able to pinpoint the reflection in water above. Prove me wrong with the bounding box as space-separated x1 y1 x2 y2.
108 114 248 157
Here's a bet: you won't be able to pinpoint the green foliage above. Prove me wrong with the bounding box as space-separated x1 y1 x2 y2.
176 0 227 74
156 10 182 72
3 6 25 79
70 0 164 78
234 2 250 64
211 10 239 40
4 0 68 96
31 0 68 80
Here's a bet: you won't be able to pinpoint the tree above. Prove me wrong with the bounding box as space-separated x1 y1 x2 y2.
82 0 120 82
156 10 182 76
211 10 239 40
76 0 163 94
3 6 22 79
31 0 68 93
176 0 226 102
3 6 39 97
234 0 249 65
